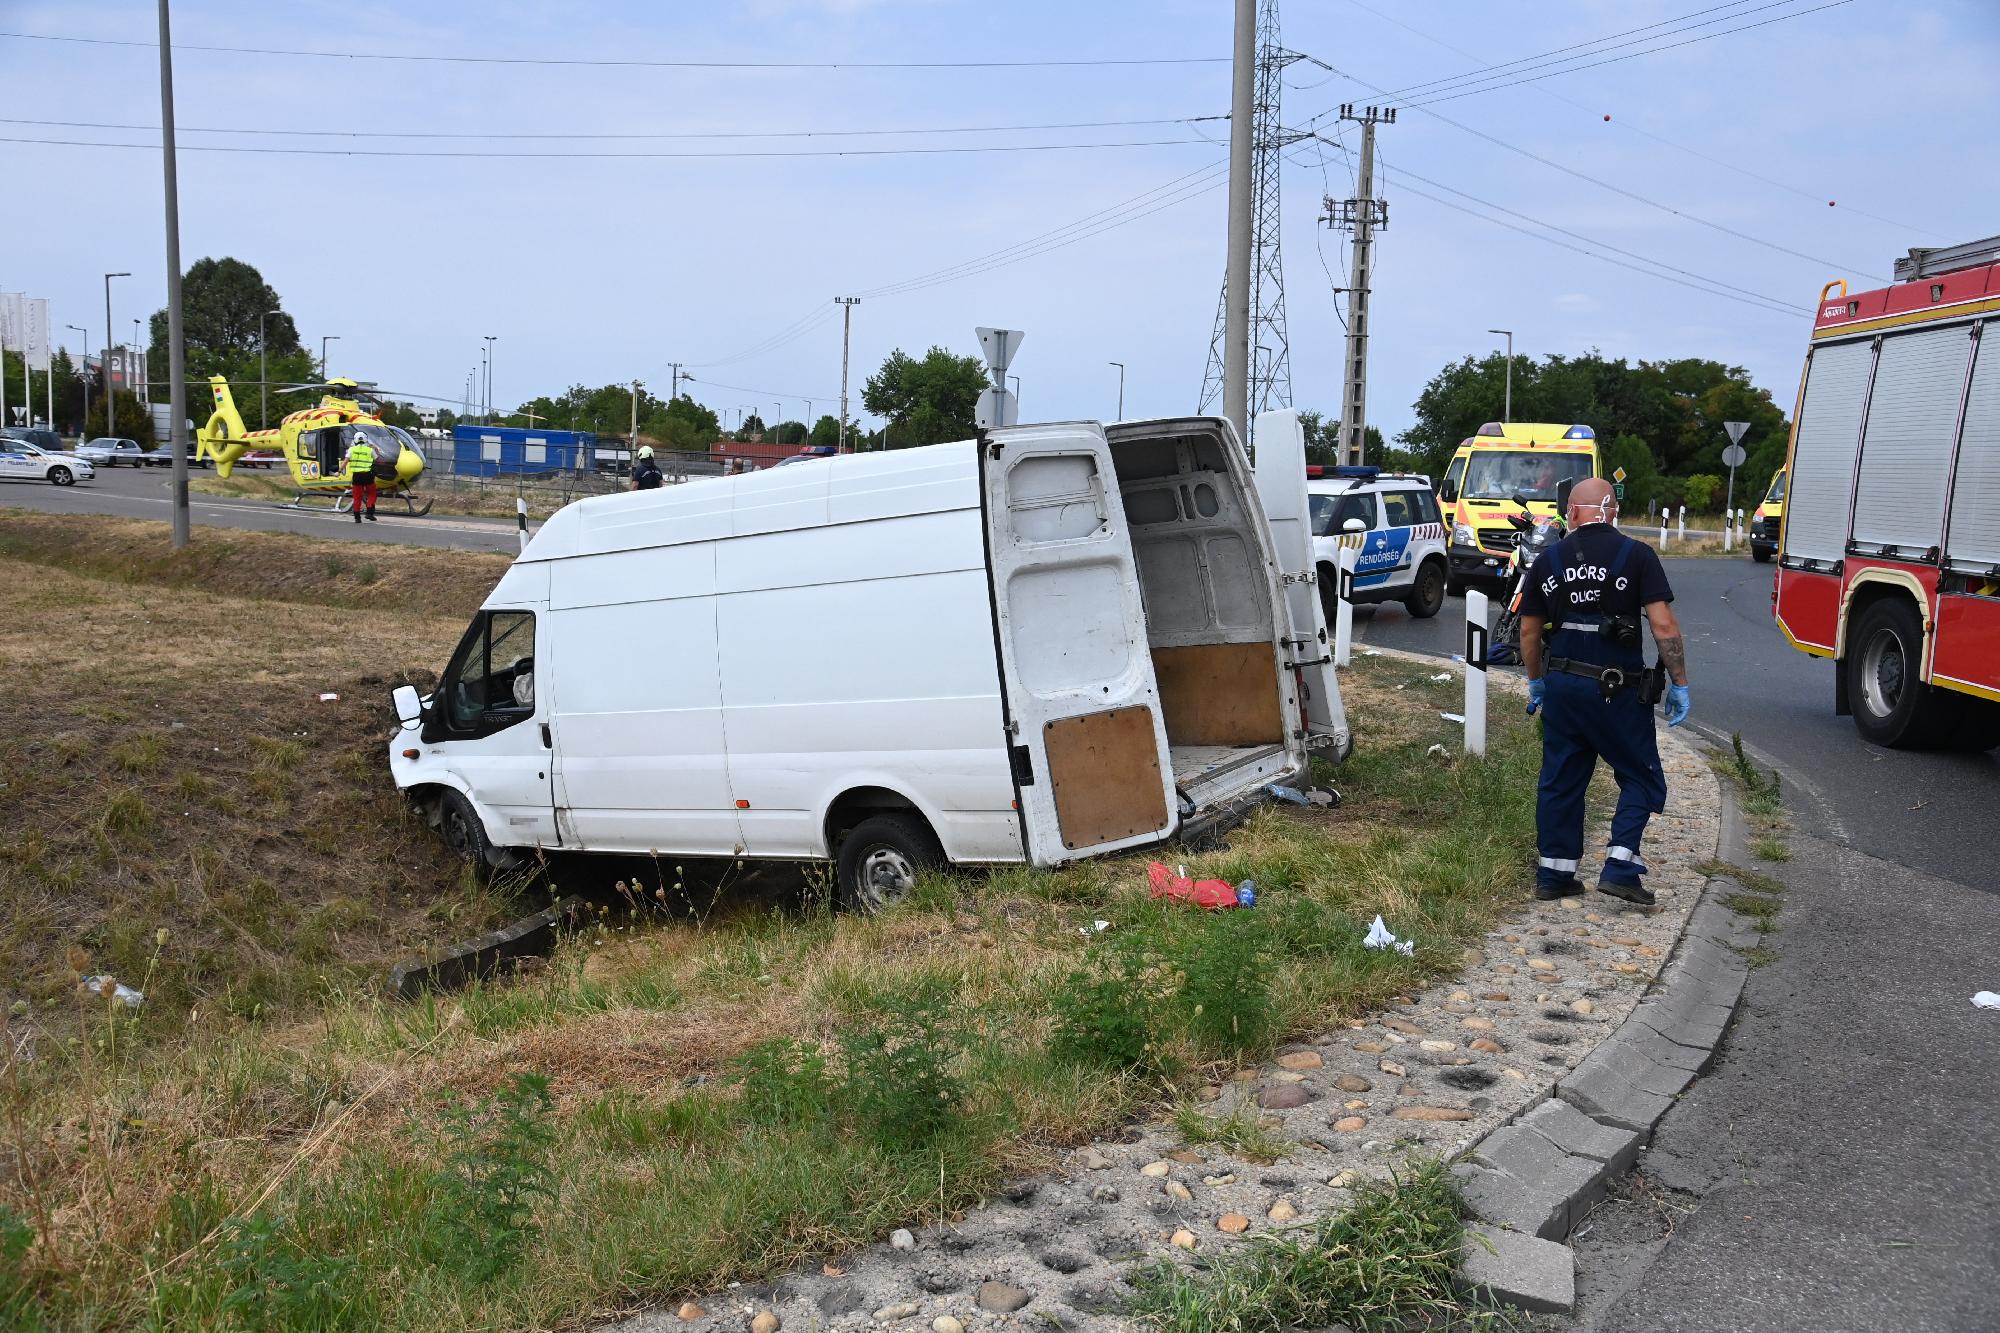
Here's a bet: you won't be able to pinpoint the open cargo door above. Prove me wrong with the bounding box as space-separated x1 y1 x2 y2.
980 424 1178 864
1252 409 1352 759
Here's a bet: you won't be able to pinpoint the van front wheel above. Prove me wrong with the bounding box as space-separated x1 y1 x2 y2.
836 813 945 914
437 789 498 883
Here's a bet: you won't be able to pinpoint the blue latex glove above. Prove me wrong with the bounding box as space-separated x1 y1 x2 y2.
1664 683 1691 727
1527 677 1546 715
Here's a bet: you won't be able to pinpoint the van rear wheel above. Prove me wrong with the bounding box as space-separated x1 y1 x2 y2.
1404 560 1446 618
836 813 945 914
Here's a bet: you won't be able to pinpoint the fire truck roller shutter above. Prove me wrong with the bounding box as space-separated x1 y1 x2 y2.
1853 326 1976 553
1785 340 1876 564
1944 326 2000 571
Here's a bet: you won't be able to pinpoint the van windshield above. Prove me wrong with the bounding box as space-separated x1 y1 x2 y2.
1462 450 1592 502
1766 471 1786 503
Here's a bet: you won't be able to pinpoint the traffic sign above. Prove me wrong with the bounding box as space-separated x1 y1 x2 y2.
1614 482 1626 501
975 327 1024 374
1723 420 1751 447
1721 444 1747 468
1613 466 1627 483
975 386 1018 429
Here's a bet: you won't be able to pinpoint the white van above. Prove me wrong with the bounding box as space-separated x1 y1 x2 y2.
388 414 1350 909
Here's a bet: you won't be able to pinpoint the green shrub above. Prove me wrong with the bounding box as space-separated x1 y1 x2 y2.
1171 910 1273 1059
0 1204 42 1329
731 1037 835 1127
837 992 967 1152
215 1212 363 1331
419 1071 558 1280
1049 930 1176 1075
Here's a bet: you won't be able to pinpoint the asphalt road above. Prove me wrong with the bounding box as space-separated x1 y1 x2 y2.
1357 557 1999 1329
0 462 524 554
1354 557 1998 892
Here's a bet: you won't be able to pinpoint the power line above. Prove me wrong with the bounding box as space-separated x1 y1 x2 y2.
0 113 1225 142
1367 0 1782 103
682 374 839 402
1298 59 1885 280
0 133 1224 161
1397 1 1858 109
1338 0 1942 239
0 29 1227 70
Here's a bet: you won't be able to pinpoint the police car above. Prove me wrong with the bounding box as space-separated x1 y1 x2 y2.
1308 466 1449 620
0 438 93 487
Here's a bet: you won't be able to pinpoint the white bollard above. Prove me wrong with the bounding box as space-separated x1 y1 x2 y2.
1723 509 1733 552
1677 505 1686 540
1333 543 1356 668
1464 588 1489 758
1659 515 1669 547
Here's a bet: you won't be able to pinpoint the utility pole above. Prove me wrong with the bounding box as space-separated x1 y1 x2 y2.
836 296 860 451
630 380 641 448
157 0 189 547
483 335 496 423
667 361 684 401
67 325 89 432
1489 329 1514 423
259 310 279 429
1327 103 1393 466
1220 0 1257 444
321 334 338 379
1109 361 1125 420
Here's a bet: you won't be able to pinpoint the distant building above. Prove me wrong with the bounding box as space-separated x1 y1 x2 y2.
84 346 147 396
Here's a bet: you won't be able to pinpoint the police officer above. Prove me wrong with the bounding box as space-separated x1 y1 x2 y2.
1518 478 1691 906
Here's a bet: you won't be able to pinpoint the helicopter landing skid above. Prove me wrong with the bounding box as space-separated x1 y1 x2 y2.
280 489 433 518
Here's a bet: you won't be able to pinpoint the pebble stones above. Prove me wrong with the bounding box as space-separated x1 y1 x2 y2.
751 1314 781 1333
1332 1072 1373 1093
1392 1105 1474 1122
890 1228 916 1251
1165 1180 1193 1202
1276 1050 1324 1070
1140 1161 1171 1178
675 1303 705 1322
1091 1184 1120 1203
976 1281 1031 1314
1268 1199 1299 1221
1257 1083 1314 1109
932 1319 965 1333
873 1302 919 1321
1076 1147 1112 1170
1334 1115 1367 1132
1217 1213 1251 1234
1170 1229 1198 1249
1379 1059 1407 1077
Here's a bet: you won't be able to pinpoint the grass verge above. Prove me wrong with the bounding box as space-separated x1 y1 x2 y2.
0 542 1546 1330
1129 1158 1504 1332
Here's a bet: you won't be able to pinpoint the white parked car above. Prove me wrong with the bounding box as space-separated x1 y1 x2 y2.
78 438 152 466
389 415 1351 909
1308 467 1450 619
0 439 94 486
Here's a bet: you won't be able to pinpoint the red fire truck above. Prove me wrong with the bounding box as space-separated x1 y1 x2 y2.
1772 234 2000 749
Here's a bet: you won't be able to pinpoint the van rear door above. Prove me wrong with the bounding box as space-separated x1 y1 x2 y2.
980 424 1177 864
1252 410 1351 757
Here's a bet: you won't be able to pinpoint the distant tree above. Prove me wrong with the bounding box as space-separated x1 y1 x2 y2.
862 346 987 447
50 349 85 434
738 413 766 441
434 409 459 431
1682 473 1724 513
376 401 424 429
809 414 841 447
146 257 314 392
1600 433 1661 513
84 392 155 444
770 419 808 445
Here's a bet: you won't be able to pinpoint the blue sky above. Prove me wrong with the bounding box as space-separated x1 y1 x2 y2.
4 0 1996 438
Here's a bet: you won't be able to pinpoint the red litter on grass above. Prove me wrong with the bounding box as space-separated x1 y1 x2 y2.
1148 861 1240 910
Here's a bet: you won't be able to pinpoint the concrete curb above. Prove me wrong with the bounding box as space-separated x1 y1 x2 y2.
1451 774 1755 1316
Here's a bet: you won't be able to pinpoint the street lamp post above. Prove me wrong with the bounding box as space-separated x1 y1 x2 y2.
66 324 89 433
259 309 279 429
1009 376 1021 420
321 335 338 379
1109 361 1124 420
133 319 144 410
104 271 129 434
1488 328 1514 423
483 335 496 423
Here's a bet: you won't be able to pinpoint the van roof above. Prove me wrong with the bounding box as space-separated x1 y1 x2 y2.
517 438 982 563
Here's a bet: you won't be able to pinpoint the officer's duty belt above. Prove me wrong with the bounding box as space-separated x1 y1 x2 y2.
1547 656 1639 693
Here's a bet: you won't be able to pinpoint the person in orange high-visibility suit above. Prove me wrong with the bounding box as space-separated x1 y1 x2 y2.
342 430 377 523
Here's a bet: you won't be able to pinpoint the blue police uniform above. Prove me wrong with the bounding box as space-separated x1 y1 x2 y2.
1518 522 1673 899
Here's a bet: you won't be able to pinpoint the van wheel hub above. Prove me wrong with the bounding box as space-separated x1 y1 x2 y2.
857 846 916 909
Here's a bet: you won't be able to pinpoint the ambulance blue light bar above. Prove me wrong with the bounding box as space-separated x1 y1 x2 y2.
1562 425 1595 440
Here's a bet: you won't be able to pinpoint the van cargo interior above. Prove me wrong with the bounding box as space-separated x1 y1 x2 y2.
1107 425 1287 798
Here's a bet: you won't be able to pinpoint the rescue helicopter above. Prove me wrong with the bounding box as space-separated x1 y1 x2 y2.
195 374 433 515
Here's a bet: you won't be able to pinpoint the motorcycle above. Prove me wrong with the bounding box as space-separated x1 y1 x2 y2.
1487 492 1567 665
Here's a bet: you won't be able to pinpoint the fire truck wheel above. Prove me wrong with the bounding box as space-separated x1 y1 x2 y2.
1846 597 1949 749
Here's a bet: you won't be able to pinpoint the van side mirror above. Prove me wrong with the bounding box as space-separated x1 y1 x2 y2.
392 684 423 726
1342 517 1368 533
1555 477 1576 513
1439 479 1457 503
